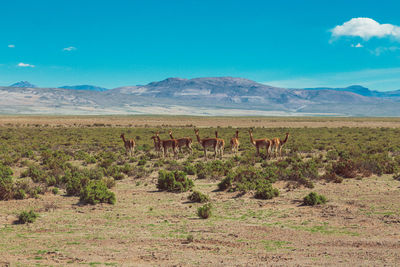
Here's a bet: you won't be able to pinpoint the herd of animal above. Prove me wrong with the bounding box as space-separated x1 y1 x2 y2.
121 129 290 160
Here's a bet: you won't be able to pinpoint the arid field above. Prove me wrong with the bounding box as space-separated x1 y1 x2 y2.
1 116 400 266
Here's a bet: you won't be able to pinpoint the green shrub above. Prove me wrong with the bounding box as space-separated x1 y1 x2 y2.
188 190 210 203
254 183 279 200
197 203 212 219
52 187 59 195
0 162 14 200
18 210 38 224
14 189 26 200
157 170 194 192
64 169 90 196
183 164 196 175
80 180 116 205
303 192 327 206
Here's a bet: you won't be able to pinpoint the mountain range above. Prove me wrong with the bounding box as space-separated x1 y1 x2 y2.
1 77 399 116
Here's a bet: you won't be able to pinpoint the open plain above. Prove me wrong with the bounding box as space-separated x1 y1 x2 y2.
0 116 400 266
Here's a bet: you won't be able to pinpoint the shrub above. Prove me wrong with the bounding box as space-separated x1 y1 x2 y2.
197 203 212 219
18 210 38 224
157 170 194 192
326 150 339 161
64 169 90 196
183 164 196 175
0 162 14 200
14 189 26 200
332 159 357 178
218 166 278 193
52 187 59 195
254 183 279 200
321 171 343 183
188 190 210 203
80 180 116 205
101 177 116 188
303 192 327 206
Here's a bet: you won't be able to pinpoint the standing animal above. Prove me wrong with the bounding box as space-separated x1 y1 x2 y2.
150 135 161 156
248 129 272 158
271 133 290 158
214 131 225 159
120 133 135 156
168 130 193 154
230 130 240 155
194 129 221 160
155 132 178 158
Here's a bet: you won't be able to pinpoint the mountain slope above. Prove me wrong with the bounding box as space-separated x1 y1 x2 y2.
0 77 399 116
303 85 400 100
9 81 36 88
59 85 108 91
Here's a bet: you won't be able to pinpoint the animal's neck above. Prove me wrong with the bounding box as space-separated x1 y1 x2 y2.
249 132 256 145
121 135 126 143
195 133 201 143
282 134 289 144
169 133 174 139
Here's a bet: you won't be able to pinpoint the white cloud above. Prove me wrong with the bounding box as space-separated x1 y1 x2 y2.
331 18 400 40
63 46 77 51
351 43 363 48
8 44 15 48
17 62 35 68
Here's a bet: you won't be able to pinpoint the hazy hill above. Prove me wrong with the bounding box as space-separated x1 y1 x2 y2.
303 85 400 100
9 81 36 88
59 85 108 91
0 77 399 116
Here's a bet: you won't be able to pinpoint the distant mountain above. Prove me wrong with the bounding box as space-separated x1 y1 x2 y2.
9 81 36 88
303 85 400 100
59 85 108 91
0 77 399 116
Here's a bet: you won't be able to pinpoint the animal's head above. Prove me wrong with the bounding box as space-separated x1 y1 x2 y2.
120 133 125 138
194 129 199 135
168 129 172 135
248 128 253 134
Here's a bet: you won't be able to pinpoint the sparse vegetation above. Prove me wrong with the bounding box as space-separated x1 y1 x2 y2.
157 170 194 192
303 192 327 206
188 190 210 203
80 180 116 205
18 210 38 224
197 203 212 219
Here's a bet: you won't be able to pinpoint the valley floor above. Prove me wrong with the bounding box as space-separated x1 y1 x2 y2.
1 173 400 266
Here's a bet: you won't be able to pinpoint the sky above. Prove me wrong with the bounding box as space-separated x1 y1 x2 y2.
1 0 400 91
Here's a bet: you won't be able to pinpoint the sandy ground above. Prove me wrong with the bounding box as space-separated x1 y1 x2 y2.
1 115 400 128
1 173 399 266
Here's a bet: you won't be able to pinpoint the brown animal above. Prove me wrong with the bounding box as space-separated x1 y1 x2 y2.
248 129 272 158
120 133 135 156
214 131 225 159
156 132 178 158
194 129 221 160
168 130 193 154
150 135 161 156
271 133 290 158
230 130 240 155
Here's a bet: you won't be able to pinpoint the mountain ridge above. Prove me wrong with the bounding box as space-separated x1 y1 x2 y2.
1 77 399 116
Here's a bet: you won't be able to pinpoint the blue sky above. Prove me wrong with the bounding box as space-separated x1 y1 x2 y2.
1 0 400 91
